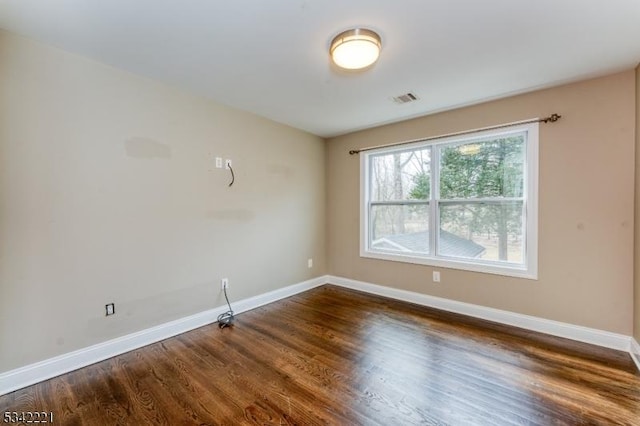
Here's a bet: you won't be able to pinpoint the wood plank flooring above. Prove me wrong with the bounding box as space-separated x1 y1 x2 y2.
1 285 639 425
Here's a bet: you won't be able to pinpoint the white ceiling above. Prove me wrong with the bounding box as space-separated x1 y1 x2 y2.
1 0 640 137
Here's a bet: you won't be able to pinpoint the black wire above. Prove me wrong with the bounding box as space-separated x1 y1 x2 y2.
217 286 235 329
228 165 235 187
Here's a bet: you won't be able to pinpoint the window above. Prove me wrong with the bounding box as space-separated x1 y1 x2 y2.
361 123 538 279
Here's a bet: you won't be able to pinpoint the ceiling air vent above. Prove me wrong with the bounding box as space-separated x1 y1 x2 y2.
392 92 419 104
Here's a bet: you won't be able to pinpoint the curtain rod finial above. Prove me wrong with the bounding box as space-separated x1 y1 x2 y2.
349 150 360 155
544 113 561 123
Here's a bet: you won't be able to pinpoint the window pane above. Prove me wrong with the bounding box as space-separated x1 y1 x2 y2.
438 202 524 263
371 204 429 254
370 148 431 201
439 134 525 199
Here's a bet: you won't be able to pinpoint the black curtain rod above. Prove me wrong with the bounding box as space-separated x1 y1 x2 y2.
348 113 561 155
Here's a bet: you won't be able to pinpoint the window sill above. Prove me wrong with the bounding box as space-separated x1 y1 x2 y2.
360 249 538 280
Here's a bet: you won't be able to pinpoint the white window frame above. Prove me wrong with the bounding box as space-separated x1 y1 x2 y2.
360 123 538 279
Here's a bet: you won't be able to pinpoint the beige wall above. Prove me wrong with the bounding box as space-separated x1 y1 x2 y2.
635 64 640 342
0 31 326 373
0 29 636 376
327 71 636 335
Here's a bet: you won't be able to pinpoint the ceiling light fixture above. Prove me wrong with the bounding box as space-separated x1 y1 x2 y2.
330 28 382 70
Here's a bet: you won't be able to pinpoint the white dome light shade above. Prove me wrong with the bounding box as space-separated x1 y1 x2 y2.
330 29 382 70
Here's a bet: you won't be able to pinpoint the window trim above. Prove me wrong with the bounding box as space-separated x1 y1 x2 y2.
360 123 539 280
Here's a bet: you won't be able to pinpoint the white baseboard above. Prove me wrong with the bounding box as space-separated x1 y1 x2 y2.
631 338 640 372
326 275 632 352
2 274 637 396
0 276 326 396
230 276 325 314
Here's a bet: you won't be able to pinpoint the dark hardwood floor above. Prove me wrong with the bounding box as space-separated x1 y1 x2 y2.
2 285 639 425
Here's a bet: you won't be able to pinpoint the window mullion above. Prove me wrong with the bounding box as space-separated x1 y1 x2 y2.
438 198 524 205
431 145 439 256
370 200 431 206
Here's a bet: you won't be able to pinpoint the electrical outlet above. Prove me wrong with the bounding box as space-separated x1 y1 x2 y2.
225 159 232 169
105 303 115 316
308 258 313 268
433 271 441 283
221 278 229 289
215 157 223 168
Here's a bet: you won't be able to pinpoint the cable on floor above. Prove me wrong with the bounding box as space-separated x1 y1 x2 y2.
217 286 235 329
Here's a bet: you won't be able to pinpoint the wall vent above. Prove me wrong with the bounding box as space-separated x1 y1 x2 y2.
392 92 419 104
